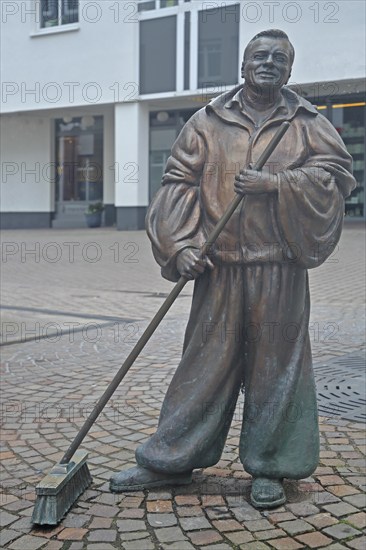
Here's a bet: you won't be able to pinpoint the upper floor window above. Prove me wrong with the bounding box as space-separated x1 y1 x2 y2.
40 0 79 28
138 0 179 12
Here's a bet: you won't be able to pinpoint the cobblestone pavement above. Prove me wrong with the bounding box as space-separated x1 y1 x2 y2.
1 225 365 550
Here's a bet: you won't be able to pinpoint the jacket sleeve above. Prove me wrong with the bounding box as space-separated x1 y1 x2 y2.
275 114 357 268
146 116 207 281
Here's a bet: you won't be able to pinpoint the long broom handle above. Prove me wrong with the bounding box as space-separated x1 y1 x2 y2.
60 121 290 465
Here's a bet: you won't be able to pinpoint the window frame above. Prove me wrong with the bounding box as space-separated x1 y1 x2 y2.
33 0 80 35
138 0 241 97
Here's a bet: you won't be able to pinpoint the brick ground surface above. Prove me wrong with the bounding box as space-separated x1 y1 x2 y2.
0 225 365 549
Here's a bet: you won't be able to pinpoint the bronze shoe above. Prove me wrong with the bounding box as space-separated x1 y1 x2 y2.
250 477 286 509
110 466 192 493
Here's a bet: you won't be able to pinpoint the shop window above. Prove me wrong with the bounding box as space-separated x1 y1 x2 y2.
333 104 365 218
161 0 178 7
140 16 177 94
40 0 78 28
138 1 156 12
149 109 197 199
198 4 239 89
55 116 103 204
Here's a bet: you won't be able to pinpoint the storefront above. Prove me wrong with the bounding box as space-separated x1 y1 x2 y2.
53 115 104 228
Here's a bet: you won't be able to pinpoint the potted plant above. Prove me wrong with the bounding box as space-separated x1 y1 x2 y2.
85 202 104 228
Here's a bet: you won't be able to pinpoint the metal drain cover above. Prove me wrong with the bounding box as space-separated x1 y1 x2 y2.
314 352 366 423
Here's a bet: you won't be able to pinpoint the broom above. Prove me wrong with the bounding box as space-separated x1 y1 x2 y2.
31 121 290 525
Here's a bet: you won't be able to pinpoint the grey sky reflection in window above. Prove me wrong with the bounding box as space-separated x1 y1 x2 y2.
198 4 239 89
140 16 177 94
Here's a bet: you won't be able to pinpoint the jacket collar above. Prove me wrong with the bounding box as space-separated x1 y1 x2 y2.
206 84 318 130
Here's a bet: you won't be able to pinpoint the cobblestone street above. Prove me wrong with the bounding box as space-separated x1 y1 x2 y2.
1 225 365 550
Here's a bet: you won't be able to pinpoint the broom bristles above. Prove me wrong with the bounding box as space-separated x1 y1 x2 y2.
32 451 92 525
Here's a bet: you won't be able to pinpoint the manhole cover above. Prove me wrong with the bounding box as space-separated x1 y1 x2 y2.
314 352 366 423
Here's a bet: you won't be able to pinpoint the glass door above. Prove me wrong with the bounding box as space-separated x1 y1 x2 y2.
55 116 103 224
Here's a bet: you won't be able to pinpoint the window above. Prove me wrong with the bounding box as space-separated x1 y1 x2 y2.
55 116 103 203
140 16 177 94
198 4 239 89
40 0 78 28
138 0 178 11
333 104 365 218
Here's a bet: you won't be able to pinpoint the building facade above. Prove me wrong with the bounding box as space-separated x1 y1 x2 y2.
1 0 365 229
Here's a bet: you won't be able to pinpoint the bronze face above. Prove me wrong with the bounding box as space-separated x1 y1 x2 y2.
241 37 293 90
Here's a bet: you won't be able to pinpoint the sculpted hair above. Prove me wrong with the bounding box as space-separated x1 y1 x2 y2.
243 29 295 65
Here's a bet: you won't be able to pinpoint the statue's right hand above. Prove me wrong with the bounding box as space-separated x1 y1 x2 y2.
176 248 214 280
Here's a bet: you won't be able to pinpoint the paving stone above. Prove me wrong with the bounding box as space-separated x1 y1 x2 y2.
42 542 63 550
267 538 305 549
295 531 333 547
0 510 17 528
205 507 231 520
155 526 187 543
277 519 314 535
30 526 64 539
62 513 89 528
343 493 366 508
116 519 146 532
268 512 297 524
322 502 359 517
68 544 83 550
10 516 35 532
88 504 120 517
202 495 226 506
210 519 242 532
346 537 366 550
57 528 88 540
120 532 150 541
118 508 145 518
88 517 113 528
224 530 254 545
312 491 341 505
0 529 22 547
345 511 366 529
146 499 173 512
204 545 233 550
177 505 205 517
147 491 172 501
242 542 272 550
226 499 261 519
305 513 338 529
327 485 360 497
244 518 274 532
8 534 47 549
122 541 155 550
147 513 177 527
323 523 361 540
286 502 320 516
87 545 117 550
255 528 287 540
323 545 348 550
188 530 223 545
161 543 195 550
87 529 117 542
174 495 200 506
179 515 211 530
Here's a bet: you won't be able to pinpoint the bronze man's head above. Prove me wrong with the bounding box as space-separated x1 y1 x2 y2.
241 29 294 91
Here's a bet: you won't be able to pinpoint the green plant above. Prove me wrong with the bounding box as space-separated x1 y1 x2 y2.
85 202 104 214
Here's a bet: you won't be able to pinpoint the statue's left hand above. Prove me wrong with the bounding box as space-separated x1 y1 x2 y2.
234 168 278 195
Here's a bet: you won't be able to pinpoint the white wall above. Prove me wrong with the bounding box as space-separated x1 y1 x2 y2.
1 0 139 113
0 114 52 211
1 1 364 116
114 102 149 207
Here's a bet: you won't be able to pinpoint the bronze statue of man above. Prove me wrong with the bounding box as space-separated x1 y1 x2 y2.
110 29 356 508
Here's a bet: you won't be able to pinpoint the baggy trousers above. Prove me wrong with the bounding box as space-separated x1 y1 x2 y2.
136 263 320 480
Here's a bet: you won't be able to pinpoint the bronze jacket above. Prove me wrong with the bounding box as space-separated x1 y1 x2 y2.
146 85 356 281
